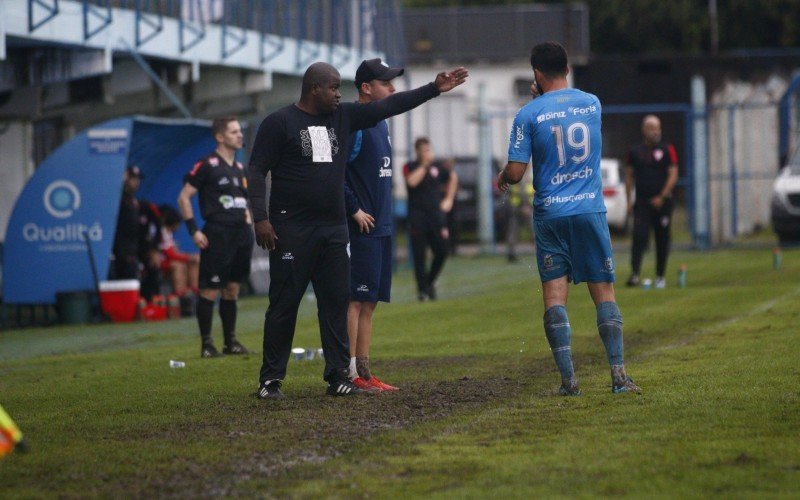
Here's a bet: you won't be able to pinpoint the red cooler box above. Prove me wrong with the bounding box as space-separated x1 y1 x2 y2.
99 280 141 322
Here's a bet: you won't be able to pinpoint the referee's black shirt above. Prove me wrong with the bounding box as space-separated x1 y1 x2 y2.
184 151 249 225
247 83 441 226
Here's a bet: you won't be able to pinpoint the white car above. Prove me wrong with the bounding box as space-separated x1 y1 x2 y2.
771 161 800 243
601 158 629 232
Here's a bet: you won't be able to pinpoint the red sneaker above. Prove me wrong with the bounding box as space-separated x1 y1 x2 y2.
352 377 381 393
369 376 399 391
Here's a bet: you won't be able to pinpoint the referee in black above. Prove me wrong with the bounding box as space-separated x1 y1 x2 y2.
178 117 253 358
248 61 468 398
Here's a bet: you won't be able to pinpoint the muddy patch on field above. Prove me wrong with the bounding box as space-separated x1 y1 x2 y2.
152 355 552 497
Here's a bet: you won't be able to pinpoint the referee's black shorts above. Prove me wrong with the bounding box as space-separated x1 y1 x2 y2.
199 221 254 289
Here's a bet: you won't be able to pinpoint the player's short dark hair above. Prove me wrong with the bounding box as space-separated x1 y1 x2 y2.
530 42 568 78
212 117 238 137
159 204 182 227
301 62 339 97
414 137 430 150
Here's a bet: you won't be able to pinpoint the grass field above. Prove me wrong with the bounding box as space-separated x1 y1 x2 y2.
1 245 799 498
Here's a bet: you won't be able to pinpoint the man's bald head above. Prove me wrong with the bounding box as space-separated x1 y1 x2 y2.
301 62 340 97
642 114 662 145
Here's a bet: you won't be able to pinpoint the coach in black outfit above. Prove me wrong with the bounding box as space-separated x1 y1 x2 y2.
625 114 679 289
403 137 458 301
248 61 468 399
178 117 253 358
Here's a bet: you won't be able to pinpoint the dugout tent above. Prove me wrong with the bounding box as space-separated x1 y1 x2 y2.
2 116 218 304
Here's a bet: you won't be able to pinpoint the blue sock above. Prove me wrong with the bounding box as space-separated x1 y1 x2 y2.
597 301 624 366
543 305 575 382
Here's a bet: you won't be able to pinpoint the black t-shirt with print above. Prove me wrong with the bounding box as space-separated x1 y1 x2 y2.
184 151 249 225
247 83 441 226
626 141 678 200
403 160 451 215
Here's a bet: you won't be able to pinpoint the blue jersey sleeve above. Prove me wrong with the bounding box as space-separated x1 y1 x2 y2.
348 130 363 163
507 109 532 163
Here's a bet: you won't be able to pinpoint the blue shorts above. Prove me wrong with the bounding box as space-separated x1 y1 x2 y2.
348 234 392 303
534 212 616 284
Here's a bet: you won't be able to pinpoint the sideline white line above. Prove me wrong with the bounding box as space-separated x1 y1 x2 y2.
634 284 800 360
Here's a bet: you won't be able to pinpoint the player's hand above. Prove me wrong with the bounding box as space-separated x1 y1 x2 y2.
649 195 664 210
497 170 510 193
530 83 541 99
440 198 453 213
440 227 450 239
192 231 209 250
254 220 278 250
352 209 375 234
434 67 469 93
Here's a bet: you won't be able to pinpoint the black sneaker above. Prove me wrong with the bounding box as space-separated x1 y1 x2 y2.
427 284 437 301
326 377 368 396
417 291 427 302
223 339 250 355
257 380 285 399
201 343 223 358
626 274 640 287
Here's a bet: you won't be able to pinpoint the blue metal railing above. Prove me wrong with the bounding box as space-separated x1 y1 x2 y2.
27 0 407 67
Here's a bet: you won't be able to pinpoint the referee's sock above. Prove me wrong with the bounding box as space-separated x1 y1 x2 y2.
197 296 215 345
219 298 237 345
543 305 576 384
596 301 624 366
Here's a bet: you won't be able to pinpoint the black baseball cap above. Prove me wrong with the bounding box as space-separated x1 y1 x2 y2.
126 165 144 179
354 58 404 87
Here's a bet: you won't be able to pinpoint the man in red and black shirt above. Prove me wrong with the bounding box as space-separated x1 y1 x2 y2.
178 117 253 358
625 115 679 289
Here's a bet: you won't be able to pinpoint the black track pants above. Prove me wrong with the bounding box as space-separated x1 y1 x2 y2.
631 198 673 278
259 224 350 383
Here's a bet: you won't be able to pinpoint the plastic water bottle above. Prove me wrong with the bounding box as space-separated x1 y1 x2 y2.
773 247 782 270
169 360 186 368
642 278 652 290
678 264 687 289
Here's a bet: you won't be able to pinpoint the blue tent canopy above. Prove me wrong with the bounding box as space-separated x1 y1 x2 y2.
2 116 230 304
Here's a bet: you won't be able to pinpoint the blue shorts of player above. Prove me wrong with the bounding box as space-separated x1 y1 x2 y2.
349 234 392 303
535 212 616 284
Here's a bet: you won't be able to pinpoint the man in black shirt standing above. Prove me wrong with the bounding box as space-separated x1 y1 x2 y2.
178 117 253 358
625 114 679 289
112 165 144 280
248 61 468 398
403 137 458 301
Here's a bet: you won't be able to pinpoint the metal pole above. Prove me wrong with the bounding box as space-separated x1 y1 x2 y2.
728 106 738 237
691 75 710 249
477 83 495 253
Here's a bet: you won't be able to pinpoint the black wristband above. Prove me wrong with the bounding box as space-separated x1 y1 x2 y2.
185 218 198 235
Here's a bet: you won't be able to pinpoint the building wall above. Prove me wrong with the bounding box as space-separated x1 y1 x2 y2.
0 121 34 241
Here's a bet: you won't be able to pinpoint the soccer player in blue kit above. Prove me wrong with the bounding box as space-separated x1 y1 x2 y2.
498 42 641 395
343 58 403 392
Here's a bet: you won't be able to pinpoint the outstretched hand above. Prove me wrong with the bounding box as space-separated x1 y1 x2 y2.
434 67 469 93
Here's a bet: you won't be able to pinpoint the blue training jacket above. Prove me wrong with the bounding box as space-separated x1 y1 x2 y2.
344 120 394 237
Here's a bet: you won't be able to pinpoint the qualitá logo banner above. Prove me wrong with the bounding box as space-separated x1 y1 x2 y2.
2 119 132 304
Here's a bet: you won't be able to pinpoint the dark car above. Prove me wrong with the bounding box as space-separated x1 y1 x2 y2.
450 156 508 241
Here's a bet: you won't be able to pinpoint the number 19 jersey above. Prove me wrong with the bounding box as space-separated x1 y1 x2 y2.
507 88 605 220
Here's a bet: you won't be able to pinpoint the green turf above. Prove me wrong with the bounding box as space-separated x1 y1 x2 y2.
1 246 798 497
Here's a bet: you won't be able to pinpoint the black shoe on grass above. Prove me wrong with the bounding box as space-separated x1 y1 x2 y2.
201 343 223 358
257 380 285 399
223 340 250 355
326 378 368 396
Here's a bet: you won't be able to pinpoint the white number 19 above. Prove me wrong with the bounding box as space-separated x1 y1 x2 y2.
550 122 590 167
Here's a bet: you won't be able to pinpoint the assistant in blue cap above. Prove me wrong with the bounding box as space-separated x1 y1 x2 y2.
343 57 405 392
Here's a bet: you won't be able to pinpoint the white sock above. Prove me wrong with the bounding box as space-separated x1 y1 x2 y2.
348 357 358 380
